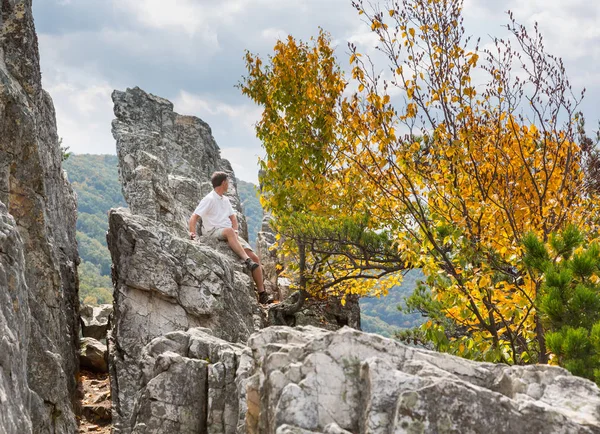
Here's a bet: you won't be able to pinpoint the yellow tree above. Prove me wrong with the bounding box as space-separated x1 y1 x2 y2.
334 0 598 363
240 30 406 318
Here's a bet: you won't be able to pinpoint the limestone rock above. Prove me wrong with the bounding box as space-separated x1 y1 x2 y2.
80 304 113 341
80 338 108 373
0 203 33 433
245 326 600 433
128 328 248 434
116 325 600 433
0 1 80 432
107 208 262 433
111 86 248 241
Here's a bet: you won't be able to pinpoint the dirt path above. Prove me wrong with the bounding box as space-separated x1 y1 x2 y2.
77 370 112 433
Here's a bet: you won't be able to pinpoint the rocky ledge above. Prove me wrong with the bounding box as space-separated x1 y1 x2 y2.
127 325 600 434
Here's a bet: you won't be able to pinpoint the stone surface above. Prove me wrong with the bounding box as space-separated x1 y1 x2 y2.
245 327 600 434
117 325 600 434
80 337 108 373
129 328 247 434
80 303 113 341
111 86 248 240
0 203 33 433
107 208 263 433
0 1 80 432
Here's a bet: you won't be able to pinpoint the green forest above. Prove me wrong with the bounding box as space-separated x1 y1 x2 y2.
236 180 262 248
63 154 126 305
64 154 422 337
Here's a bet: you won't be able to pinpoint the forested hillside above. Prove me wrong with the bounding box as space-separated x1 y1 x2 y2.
236 180 262 248
63 154 126 304
360 271 424 337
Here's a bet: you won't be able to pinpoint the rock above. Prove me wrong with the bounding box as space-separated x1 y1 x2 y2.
108 87 266 433
130 328 247 434
117 325 600 433
0 1 80 432
80 338 108 373
82 403 112 425
246 326 600 433
111 86 248 241
107 208 263 433
81 304 113 341
0 203 33 433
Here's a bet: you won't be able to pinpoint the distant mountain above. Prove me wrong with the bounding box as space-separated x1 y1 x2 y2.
236 179 262 249
63 154 126 304
359 270 424 337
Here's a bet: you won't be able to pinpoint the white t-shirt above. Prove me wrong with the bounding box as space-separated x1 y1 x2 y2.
193 190 235 232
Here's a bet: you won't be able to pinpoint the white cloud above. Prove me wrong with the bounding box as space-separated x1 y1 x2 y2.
261 27 288 43
39 33 117 155
34 0 600 184
174 91 264 183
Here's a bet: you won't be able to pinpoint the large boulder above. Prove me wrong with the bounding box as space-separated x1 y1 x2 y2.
126 325 600 434
0 1 80 432
80 337 108 373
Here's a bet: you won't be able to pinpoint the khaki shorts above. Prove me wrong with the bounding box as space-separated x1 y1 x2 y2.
204 227 253 251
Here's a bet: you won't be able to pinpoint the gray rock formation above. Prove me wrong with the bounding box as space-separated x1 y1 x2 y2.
0 204 33 433
80 303 113 341
108 87 263 433
108 209 263 432
112 86 248 240
123 325 600 434
0 1 80 432
80 337 108 373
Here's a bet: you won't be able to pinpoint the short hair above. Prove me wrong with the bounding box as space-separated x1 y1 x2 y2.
211 171 229 188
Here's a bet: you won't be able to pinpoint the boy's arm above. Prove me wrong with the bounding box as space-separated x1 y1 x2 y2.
229 214 239 234
189 213 200 239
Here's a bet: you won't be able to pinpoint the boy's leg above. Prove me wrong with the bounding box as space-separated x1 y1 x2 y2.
245 250 265 293
219 228 250 260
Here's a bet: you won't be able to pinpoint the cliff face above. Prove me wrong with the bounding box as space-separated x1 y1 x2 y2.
0 203 32 433
108 87 262 433
0 1 80 432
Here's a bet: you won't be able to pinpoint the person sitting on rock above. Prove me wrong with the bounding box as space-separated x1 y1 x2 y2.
189 171 270 305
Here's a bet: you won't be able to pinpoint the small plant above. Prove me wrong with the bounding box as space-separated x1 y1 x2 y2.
524 226 600 384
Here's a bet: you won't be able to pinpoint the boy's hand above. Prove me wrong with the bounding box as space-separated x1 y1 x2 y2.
189 232 197 240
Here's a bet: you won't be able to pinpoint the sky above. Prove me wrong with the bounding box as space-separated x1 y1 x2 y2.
34 0 600 184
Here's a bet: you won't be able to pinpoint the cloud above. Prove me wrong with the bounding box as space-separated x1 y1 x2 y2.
34 0 600 183
173 91 264 183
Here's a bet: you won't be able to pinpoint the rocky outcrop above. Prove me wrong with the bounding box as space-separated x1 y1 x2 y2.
111 86 248 240
108 88 262 433
0 1 80 432
124 325 600 434
108 208 263 432
80 303 113 341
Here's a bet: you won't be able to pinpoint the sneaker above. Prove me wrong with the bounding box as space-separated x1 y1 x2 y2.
258 291 272 305
244 258 259 272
